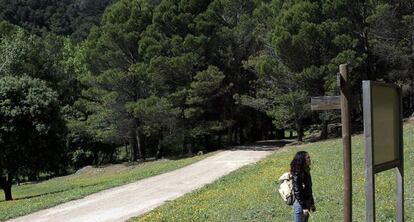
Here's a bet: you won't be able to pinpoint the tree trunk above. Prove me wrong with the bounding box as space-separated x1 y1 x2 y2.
227 127 232 145
218 133 222 148
135 127 144 160
28 173 38 182
319 120 328 140
264 119 272 140
189 139 195 155
275 129 284 139
156 134 163 159
187 143 193 155
0 174 13 201
252 115 260 142
124 141 129 161
93 151 99 165
296 122 304 142
132 117 145 161
183 137 191 155
129 131 137 162
109 146 116 163
231 127 236 145
156 141 163 159
239 125 245 145
360 23 375 81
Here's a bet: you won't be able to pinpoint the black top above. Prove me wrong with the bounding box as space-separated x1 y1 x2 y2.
292 170 315 210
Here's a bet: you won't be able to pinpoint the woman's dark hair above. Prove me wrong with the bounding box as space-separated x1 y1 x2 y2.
290 151 309 174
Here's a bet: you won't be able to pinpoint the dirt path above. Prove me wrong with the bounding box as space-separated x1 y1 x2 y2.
8 150 273 222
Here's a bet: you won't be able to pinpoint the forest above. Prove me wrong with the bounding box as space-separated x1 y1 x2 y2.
0 0 413 200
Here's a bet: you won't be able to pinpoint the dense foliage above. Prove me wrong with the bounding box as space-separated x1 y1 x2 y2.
1 0 413 200
0 0 114 41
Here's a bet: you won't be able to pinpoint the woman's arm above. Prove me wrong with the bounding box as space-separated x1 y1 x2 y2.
292 172 306 209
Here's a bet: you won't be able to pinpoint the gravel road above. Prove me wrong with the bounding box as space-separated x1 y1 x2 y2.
8 150 273 222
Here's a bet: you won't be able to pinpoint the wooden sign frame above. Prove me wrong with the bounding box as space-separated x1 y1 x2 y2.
362 81 404 222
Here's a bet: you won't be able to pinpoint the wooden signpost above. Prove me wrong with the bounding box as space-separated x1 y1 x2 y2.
311 64 352 222
311 65 405 221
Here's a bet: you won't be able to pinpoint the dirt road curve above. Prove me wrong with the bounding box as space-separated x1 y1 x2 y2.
9 150 273 222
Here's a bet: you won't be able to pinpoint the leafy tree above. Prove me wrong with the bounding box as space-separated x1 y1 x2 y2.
74 0 155 161
195 0 264 144
241 0 365 139
184 65 227 148
127 96 178 158
0 27 35 76
366 2 414 116
319 0 414 118
138 0 215 153
0 23 82 105
135 0 267 149
0 75 65 200
241 53 311 141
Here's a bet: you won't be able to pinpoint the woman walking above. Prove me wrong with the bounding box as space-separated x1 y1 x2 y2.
291 151 315 222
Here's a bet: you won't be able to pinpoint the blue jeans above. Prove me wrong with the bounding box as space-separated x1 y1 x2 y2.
293 200 309 222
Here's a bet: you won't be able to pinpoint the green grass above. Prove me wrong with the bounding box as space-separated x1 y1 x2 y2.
0 152 217 221
134 123 414 222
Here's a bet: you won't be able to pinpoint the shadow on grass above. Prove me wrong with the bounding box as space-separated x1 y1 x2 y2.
0 183 100 202
231 139 294 151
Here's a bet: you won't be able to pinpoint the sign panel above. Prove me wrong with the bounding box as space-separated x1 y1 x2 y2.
363 81 402 170
371 85 400 166
311 96 341 111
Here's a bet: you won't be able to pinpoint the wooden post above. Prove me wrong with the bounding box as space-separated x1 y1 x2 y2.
310 65 353 221
396 161 404 222
397 86 404 222
340 64 352 222
363 81 375 222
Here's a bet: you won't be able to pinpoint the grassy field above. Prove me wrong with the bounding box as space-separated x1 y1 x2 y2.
134 123 414 222
0 152 217 221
